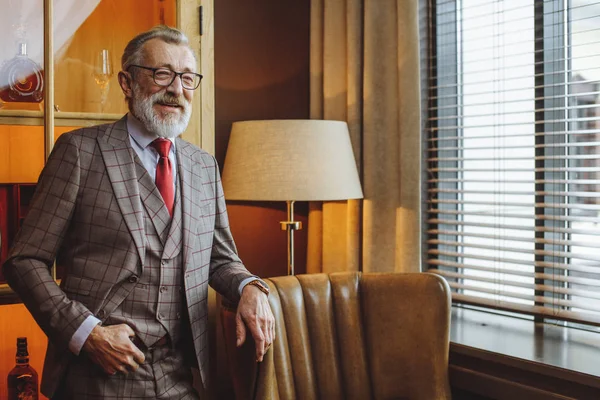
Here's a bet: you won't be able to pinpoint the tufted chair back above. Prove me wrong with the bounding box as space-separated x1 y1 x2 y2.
221 272 452 400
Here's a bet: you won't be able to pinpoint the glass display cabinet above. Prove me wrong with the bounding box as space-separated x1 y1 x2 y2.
0 0 214 302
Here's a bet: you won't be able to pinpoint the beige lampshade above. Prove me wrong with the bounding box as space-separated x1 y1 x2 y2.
222 120 363 201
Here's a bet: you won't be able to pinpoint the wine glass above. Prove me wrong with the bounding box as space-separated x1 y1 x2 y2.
93 49 113 112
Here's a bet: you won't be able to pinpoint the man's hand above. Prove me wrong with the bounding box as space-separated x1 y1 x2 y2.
236 283 275 362
82 324 145 375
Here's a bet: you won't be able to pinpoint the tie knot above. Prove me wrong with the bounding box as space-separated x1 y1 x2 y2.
151 138 172 158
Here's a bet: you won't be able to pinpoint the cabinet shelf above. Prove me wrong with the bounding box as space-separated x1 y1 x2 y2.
0 110 122 127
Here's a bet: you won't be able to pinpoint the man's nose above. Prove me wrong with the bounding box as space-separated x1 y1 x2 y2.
166 75 184 96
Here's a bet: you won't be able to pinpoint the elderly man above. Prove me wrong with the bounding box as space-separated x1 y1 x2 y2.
3 25 274 399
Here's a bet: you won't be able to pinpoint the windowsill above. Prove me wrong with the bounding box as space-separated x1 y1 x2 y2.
449 307 600 397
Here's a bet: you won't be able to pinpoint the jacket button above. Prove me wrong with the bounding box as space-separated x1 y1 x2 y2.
160 286 167 293
97 309 106 319
129 275 139 283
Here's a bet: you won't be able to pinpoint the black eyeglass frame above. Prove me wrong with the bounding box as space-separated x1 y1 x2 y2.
127 64 203 90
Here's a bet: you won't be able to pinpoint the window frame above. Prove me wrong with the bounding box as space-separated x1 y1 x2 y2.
423 0 600 328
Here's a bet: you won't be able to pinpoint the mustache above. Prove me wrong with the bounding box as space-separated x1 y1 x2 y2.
152 93 188 107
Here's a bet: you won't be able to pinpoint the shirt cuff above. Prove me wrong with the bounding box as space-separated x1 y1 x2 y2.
238 276 260 295
68 315 101 355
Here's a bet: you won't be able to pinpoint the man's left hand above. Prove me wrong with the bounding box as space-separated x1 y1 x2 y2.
236 283 275 362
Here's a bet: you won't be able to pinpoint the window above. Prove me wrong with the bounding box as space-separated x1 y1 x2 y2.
424 0 600 327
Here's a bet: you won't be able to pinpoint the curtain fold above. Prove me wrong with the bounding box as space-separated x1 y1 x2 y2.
308 0 421 274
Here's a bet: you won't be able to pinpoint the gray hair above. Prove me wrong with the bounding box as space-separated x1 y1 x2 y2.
121 25 194 71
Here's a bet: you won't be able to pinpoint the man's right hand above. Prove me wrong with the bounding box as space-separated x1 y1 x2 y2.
82 324 145 375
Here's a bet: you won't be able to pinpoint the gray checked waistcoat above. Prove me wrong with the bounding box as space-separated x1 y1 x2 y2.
104 158 185 348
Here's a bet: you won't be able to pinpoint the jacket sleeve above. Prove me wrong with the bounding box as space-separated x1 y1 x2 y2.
207 156 256 303
2 133 94 351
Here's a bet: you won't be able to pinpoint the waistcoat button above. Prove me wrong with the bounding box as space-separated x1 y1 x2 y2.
160 286 167 293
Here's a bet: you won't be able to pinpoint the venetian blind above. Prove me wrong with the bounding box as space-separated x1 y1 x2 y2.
424 0 600 326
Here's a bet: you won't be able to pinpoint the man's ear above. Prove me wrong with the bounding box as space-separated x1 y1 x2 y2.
118 71 133 99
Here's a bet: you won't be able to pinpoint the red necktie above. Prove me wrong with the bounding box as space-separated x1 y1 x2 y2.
150 138 174 216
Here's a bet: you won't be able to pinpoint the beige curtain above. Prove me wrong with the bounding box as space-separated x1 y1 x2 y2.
307 0 421 274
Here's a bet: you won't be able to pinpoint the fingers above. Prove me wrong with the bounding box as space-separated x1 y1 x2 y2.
236 312 247 347
265 309 275 345
127 336 146 365
237 311 270 362
123 354 140 372
255 334 267 362
109 363 136 377
84 324 146 375
268 314 276 348
258 307 276 362
132 345 146 364
237 310 270 362
247 314 270 362
116 364 129 376
246 314 267 362
107 350 142 376
258 318 276 362
122 330 145 366
237 288 276 362
271 313 276 343
123 324 136 338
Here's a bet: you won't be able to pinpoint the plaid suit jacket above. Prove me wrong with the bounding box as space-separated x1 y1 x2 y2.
2 116 255 398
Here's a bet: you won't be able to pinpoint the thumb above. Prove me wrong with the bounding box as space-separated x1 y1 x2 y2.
236 312 246 347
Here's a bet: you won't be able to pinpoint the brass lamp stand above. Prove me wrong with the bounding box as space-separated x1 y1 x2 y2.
280 200 302 276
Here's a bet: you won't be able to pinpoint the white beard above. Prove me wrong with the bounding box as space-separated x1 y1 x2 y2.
131 83 191 139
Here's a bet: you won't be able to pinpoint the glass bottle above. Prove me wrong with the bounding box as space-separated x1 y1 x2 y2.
7 337 38 400
0 42 44 107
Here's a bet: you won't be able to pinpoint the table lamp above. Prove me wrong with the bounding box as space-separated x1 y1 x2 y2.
222 120 363 275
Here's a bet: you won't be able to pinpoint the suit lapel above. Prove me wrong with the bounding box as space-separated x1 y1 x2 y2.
176 139 206 271
97 116 146 266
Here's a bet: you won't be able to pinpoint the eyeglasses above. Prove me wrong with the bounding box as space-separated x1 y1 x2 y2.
128 65 203 90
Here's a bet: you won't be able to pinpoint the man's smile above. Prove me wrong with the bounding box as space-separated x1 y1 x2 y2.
156 102 182 112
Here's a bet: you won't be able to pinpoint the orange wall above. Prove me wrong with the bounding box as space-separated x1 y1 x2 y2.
215 0 311 279
0 126 45 184
0 126 82 184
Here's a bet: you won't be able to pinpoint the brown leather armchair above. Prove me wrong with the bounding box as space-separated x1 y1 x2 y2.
221 272 452 400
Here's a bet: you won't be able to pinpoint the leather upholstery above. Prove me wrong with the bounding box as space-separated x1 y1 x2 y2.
222 272 452 400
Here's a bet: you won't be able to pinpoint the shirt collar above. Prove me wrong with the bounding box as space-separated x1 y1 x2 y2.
126 113 176 151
